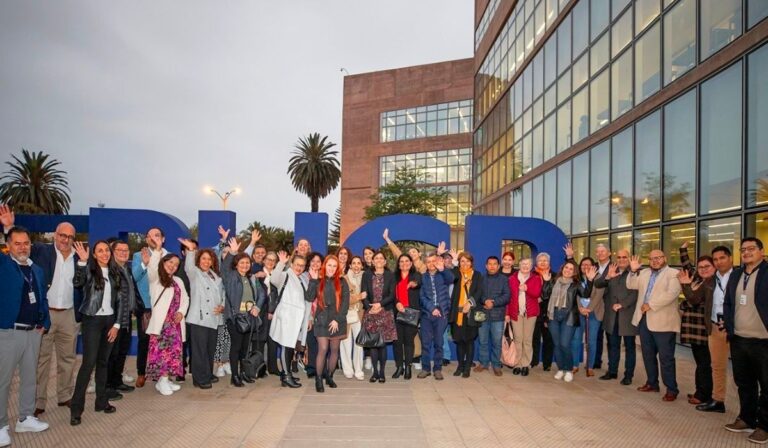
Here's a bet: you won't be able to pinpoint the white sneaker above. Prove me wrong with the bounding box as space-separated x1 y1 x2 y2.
122 373 135 383
364 357 372 370
168 381 181 392
0 425 10 447
15 416 49 433
354 372 365 381
155 377 174 396
87 378 96 394
344 372 353 379
412 362 422 370
554 370 565 380
215 366 226 377
564 372 574 383
223 363 232 375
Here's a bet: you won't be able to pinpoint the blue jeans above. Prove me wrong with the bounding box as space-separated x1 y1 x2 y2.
549 308 577 372
571 313 600 368
420 314 448 372
442 326 452 361
477 320 505 368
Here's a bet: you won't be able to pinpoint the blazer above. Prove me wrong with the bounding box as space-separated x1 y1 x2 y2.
183 250 225 330
681 277 716 335
449 269 484 324
595 270 638 336
507 271 542 321
73 262 131 329
724 260 768 339
0 253 50 330
145 250 190 341
31 243 83 320
394 270 422 313
312 278 350 338
587 264 609 321
362 269 396 311
627 265 682 332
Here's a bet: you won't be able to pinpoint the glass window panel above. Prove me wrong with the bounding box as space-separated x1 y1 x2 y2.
523 133 532 174
545 38 558 87
544 113 557 161
545 84 557 115
701 0 742 61
611 128 633 229
558 68 572 104
700 216 742 264
748 45 768 208
635 22 661 104
591 70 610 132
558 15 572 74
663 0 696 86
612 49 633 120
557 100 572 153
663 89 697 221
701 62 743 215
636 0 660 34
513 142 523 179
572 87 589 144
635 111 661 225
612 6 633 57
591 0 611 41
545 169 558 223
557 161 572 234
573 0 590 57
613 0 632 19
547 0 559 27
746 212 768 250
573 52 589 90
572 153 590 234
611 231 633 256
535 1 546 44
634 227 661 260
523 182 533 217
533 124 544 168
749 0 768 28
513 188 523 216
571 237 589 261
590 233 611 256
591 142 611 231
591 32 610 76
664 223 696 265
532 176 544 219
534 54 544 99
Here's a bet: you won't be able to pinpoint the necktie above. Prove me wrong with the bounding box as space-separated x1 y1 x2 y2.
643 270 658 304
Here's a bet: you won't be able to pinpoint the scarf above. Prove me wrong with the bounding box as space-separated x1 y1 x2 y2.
549 276 573 315
457 268 473 326
346 270 364 312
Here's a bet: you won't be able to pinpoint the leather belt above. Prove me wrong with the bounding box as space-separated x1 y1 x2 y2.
13 323 34 331
48 307 71 311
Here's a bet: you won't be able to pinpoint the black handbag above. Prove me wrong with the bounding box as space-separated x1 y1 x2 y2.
463 283 487 327
355 327 384 348
395 307 420 327
240 324 266 380
234 310 262 334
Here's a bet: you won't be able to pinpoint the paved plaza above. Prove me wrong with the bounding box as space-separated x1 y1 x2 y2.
7 346 751 447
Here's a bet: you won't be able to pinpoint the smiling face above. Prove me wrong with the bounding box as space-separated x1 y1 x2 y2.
518 259 532 274
350 257 363 273
363 248 374 264
696 259 716 280
536 255 550 272
649 250 666 270
459 255 473 270
309 255 322 272
595 245 611 264
398 255 413 274
502 254 515 270
264 253 277 271
486 258 500 275
561 262 575 279
338 249 349 265
93 242 111 267
8 231 31 263
236 257 251 276
373 253 387 270
198 252 213 272
615 249 630 270
113 243 130 264
324 258 338 277
253 247 266 263
296 239 310 257
579 259 594 275
712 249 733 274
163 257 180 276
291 257 306 276
407 248 420 262
740 239 764 267
54 222 76 254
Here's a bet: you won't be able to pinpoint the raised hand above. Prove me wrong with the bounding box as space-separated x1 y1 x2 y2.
309 267 319 280
435 255 445 271
629 255 642 272
680 241 689 249
585 265 598 281
677 269 693 285
0 204 15 228
178 238 196 252
563 242 574 259
250 229 262 246
149 233 163 250
382 228 390 241
605 263 619 280
217 225 230 241
227 237 240 254
73 241 89 261
449 248 459 261
140 247 150 265
277 250 289 264
436 241 447 255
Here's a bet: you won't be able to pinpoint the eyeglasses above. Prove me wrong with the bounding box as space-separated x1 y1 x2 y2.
649 256 665 261
741 246 760 253
56 233 75 240
697 265 714 271
265 258 277 262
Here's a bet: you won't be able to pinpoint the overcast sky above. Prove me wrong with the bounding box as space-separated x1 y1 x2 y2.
0 0 473 231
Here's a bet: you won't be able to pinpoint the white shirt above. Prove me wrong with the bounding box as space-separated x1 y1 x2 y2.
598 261 610 276
96 267 114 316
517 272 529 317
713 269 732 323
48 248 75 309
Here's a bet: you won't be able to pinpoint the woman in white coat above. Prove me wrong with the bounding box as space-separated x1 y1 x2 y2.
145 233 189 396
269 251 317 388
340 256 366 380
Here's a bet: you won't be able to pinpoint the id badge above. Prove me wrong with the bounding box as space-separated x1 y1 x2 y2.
739 294 748 306
28 291 36 304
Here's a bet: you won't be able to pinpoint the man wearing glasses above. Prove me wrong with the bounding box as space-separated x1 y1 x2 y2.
0 206 80 418
723 238 768 444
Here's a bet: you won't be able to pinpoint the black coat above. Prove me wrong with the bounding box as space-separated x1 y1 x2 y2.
394 270 422 313
312 278 350 337
221 253 266 323
449 269 484 324
362 269 396 311
724 260 768 339
73 263 131 329
595 271 638 336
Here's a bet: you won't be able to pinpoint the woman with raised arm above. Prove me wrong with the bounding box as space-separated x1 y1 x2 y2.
312 255 350 392
145 232 190 396
572 257 599 375
340 256 366 380
70 241 130 426
362 251 398 383
214 225 232 378
392 254 422 380
270 251 316 388
450 251 484 378
178 238 225 389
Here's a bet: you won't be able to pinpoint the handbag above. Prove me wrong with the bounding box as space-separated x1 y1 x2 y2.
395 307 420 327
355 327 384 348
234 312 261 334
501 322 519 367
240 324 266 380
142 287 167 332
463 283 487 327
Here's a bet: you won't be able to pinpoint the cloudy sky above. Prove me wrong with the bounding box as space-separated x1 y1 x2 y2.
0 1 473 230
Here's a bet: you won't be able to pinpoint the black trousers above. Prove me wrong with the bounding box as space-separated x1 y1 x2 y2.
181 322 192 376
531 315 554 368
136 309 150 376
107 323 131 388
593 321 604 368
226 322 250 378
452 323 477 371
691 342 713 402
71 315 115 417
305 330 318 373
267 337 280 374
731 335 768 430
189 324 217 385
607 318 636 380
393 321 418 368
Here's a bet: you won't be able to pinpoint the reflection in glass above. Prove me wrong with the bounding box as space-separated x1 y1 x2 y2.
523 181 533 217
532 176 544 219
636 0 660 34
663 223 696 266
701 62 742 215
590 70 610 132
611 231 632 256
635 111 661 225
700 217 742 264
663 90 696 220
591 32 610 76
571 237 588 262
701 0 741 61
558 15 572 75
557 161 572 234
748 45 768 207
544 169 557 223
590 234 610 256
635 22 661 104
557 100 571 154
573 53 589 90
612 50 633 120
612 7 633 57
663 0 696 85
512 188 523 216
544 113 557 162
533 124 543 169
591 0 610 42
611 128 633 229
634 227 661 260
572 153 589 235
749 0 768 28
590 142 610 232
746 212 768 251
572 87 589 144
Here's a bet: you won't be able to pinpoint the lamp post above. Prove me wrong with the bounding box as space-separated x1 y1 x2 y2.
204 186 241 210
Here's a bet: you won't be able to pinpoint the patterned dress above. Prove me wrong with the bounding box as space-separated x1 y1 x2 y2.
363 273 397 342
214 324 231 363
147 282 184 379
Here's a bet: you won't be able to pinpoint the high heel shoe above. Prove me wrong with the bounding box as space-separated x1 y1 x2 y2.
404 365 412 380
369 372 379 383
315 376 325 393
392 366 404 379
325 372 337 388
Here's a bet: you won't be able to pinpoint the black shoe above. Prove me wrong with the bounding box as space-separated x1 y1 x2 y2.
240 373 255 384
175 375 186 383
543 365 551 372
453 366 463 377
521 367 529 377
231 375 244 387
95 405 116 414
593 363 602 370
461 369 470 378
315 376 325 393
291 360 299 373
369 373 379 383
392 366 404 379
378 376 386 383
194 382 212 389
696 401 726 413
530 363 538 369
620 377 632 386
325 372 338 388
280 373 301 388
512 368 522 375
442 359 451 366
209 376 219 384
115 383 135 392
106 389 123 401
600 373 618 380
70 416 81 426
404 365 412 380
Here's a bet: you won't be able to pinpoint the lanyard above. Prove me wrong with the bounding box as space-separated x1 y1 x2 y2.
743 271 753 291
715 276 725 294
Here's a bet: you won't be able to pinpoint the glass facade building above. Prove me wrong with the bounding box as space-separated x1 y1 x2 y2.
473 0 768 262
380 100 473 143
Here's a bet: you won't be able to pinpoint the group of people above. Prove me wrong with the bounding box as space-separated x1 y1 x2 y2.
2 201 768 445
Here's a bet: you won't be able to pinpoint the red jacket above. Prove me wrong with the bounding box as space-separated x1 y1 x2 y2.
507 272 543 321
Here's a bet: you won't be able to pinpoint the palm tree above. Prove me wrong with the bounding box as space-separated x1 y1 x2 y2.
0 149 71 214
287 133 341 212
238 220 295 252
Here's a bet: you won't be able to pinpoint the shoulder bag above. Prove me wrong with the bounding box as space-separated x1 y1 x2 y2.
141 287 167 332
501 322 518 367
464 282 487 327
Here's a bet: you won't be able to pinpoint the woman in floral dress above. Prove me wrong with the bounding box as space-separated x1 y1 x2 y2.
361 252 397 383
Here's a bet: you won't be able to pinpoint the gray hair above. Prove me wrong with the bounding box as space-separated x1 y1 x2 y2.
595 243 610 251
535 252 551 263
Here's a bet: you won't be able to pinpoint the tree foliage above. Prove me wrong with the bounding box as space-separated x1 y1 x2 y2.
364 168 448 221
0 149 71 214
287 133 341 212
237 220 295 252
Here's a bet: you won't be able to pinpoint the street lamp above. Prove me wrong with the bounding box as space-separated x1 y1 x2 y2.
203 185 241 209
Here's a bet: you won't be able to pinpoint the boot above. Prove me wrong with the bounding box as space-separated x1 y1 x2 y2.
231 374 244 388
315 375 325 393
404 365 412 380
392 365 404 379
281 372 301 388
325 371 338 388
453 363 464 377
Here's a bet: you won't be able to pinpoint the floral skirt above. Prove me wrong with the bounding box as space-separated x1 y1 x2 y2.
363 309 397 342
146 321 183 380
214 324 231 363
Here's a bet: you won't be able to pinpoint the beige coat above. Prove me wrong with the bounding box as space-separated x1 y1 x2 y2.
627 266 681 332
146 250 190 341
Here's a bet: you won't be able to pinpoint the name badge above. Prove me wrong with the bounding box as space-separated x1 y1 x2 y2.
739 294 748 306
28 291 36 304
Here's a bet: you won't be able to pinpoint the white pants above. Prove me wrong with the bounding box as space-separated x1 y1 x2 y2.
340 320 363 378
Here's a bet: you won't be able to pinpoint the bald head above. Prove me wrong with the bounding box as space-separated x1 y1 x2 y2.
649 249 666 270
54 222 76 254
